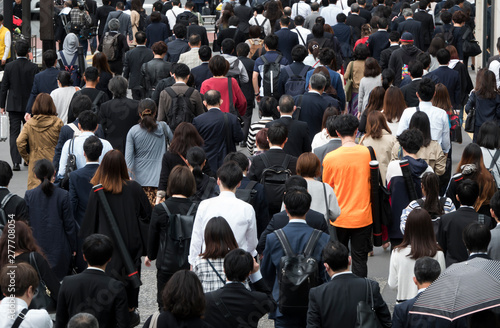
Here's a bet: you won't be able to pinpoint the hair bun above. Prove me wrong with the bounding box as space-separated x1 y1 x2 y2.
142 109 153 116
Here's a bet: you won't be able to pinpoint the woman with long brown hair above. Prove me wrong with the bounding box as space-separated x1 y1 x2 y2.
92 52 113 98
81 150 151 321
16 93 63 190
388 209 445 302
192 216 239 293
358 85 385 133
383 86 406 135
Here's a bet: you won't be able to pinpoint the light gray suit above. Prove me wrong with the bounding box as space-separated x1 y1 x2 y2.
103 10 133 41
488 223 500 260
313 139 342 165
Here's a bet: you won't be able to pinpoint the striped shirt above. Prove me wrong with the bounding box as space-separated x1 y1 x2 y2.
400 197 456 234
246 117 273 155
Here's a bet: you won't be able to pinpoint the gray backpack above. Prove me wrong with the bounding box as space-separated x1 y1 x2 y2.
102 32 120 61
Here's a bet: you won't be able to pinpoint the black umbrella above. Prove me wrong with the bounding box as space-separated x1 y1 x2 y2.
409 258 500 321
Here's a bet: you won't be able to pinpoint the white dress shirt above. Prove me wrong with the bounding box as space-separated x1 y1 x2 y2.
188 191 258 265
396 101 451 153
320 4 343 26
489 59 500 89
166 6 184 30
249 14 272 37
58 131 114 177
291 1 311 19
0 298 53 328
292 26 312 46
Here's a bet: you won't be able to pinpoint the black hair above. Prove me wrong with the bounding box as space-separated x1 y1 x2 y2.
173 23 187 38
291 45 308 62
153 1 162 11
285 175 308 191
224 152 249 171
173 63 190 79
294 15 305 26
389 31 400 42
408 60 424 78
416 52 431 69
135 31 147 44
440 10 452 24
476 122 500 150
43 50 57 67
280 15 290 26
264 34 279 50
312 23 325 38
221 38 236 55
204 90 221 106
409 111 432 147
436 48 451 65
0 160 13 186
278 94 294 114
138 98 158 132
322 241 349 272
82 234 114 266
198 45 212 61
217 161 243 189
284 186 312 217
414 257 441 284
84 66 99 82
326 115 337 137
223 249 253 282
417 78 436 102
15 39 30 57
33 159 55 196
255 4 264 14
236 43 250 57
381 68 395 89
457 179 480 206
69 94 93 119
378 17 388 29
267 123 288 145
463 222 491 253
228 15 240 26
259 96 279 119
78 110 98 131
58 71 73 87
333 114 358 137
318 48 336 69
83 136 103 162
397 128 424 154
490 191 500 220
337 13 347 23
186 146 206 185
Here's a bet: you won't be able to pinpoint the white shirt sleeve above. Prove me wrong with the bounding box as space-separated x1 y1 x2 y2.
489 60 500 89
58 140 71 178
189 203 206 265
3 30 11 61
245 207 258 257
440 112 451 153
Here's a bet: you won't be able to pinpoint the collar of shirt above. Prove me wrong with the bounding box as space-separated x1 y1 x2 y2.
460 205 475 209
331 271 352 279
175 81 187 85
261 116 274 120
289 218 307 224
412 77 422 81
13 298 28 309
137 45 146 47
87 266 105 272
417 288 427 294
309 90 321 95
219 191 236 198
418 101 433 109
79 131 95 138
229 25 238 28
0 186 7 189
470 252 488 256
270 146 283 150
85 162 99 166
208 107 221 111
281 114 293 118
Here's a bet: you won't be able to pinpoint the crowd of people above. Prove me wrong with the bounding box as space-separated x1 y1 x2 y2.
1 0 500 327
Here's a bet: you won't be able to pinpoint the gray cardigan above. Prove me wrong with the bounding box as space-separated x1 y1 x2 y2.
125 122 173 187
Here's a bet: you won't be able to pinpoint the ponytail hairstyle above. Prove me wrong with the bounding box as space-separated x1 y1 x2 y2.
421 172 444 216
138 98 158 132
308 41 320 59
381 68 395 90
33 159 55 196
186 146 206 186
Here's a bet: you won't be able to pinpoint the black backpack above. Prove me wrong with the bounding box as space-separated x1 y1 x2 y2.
441 26 455 45
235 181 258 207
60 138 78 190
253 17 267 39
260 54 282 99
284 65 309 97
176 11 195 26
161 202 196 269
75 90 105 113
138 10 148 32
260 153 292 215
0 193 14 237
165 87 195 131
275 228 322 315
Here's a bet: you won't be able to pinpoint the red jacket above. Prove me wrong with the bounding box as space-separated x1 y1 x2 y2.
200 77 247 116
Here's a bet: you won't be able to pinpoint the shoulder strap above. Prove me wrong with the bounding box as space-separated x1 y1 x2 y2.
185 87 195 98
282 154 292 169
11 308 29 328
29 252 41 278
295 95 303 120
202 177 216 200
262 18 268 26
246 180 257 190
296 29 305 45
321 182 329 220
254 17 258 26
260 55 269 65
59 51 68 66
367 146 376 161
416 198 424 207
298 65 309 77
227 78 234 110
261 152 271 167
284 65 294 78
160 202 172 216
478 214 485 225
1 193 15 209
165 87 177 98
223 112 232 154
69 54 78 66
186 202 196 216
275 54 283 64
488 149 500 171
69 123 79 134
207 259 226 284
274 229 295 257
365 278 375 308
93 91 105 107
233 28 239 40
303 229 322 257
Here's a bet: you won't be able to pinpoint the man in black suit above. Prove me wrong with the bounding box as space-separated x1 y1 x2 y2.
346 3 367 42
307 241 392 328
312 116 342 164
380 31 401 70
146 1 170 27
398 8 425 50
426 49 461 109
187 16 209 46
204 249 277 328
438 179 493 267
357 0 373 23
0 40 38 171
413 0 435 51
192 90 244 171
464 222 493 261
123 31 154 100
392 257 448 328
401 60 424 108
234 0 253 34
191 45 212 90
265 95 311 157
166 23 190 63
26 50 59 115
0 160 28 221
257 176 328 253
103 1 133 42
217 16 247 50
96 0 115 45
55 234 129 328
332 13 353 64
275 16 299 64
367 17 390 61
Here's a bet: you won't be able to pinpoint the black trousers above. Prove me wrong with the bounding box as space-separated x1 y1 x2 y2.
156 270 173 310
131 87 144 100
336 224 372 278
8 111 24 165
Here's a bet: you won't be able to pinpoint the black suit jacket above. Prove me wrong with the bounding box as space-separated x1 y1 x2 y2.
0 189 28 222
69 164 99 226
0 58 39 112
191 62 213 90
204 278 277 328
265 117 311 157
359 8 372 24
55 269 129 328
346 14 366 41
379 44 399 70
401 78 421 108
438 207 493 267
275 28 299 64
413 10 435 49
234 4 253 34
99 98 140 153
392 293 455 328
398 18 425 50
123 46 154 89
426 66 461 108
294 92 334 141
307 273 392 327
257 209 328 253
217 27 247 48
367 30 390 61
187 24 209 46
26 67 60 114
247 148 297 183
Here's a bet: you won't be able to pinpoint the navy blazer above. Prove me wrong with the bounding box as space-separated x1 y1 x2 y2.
261 221 330 318
257 209 328 254
191 62 213 90
166 38 190 63
367 30 390 61
146 22 170 48
426 66 461 108
392 293 455 328
69 163 99 227
0 58 39 113
265 117 311 157
332 23 353 59
293 92 336 142
413 10 434 48
187 24 209 46
346 13 366 41
275 28 299 64
26 67 59 114
239 177 269 238
397 18 425 50
401 78 421 108
192 108 244 172
123 46 154 89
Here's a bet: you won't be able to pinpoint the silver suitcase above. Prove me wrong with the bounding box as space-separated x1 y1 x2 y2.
0 113 8 142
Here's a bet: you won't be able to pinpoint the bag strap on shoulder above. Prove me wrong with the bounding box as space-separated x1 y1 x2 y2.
321 183 329 221
207 259 226 284
260 55 269 65
185 87 195 98
488 149 500 171
165 87 177 98
186 202 196 216
160 202 171 216
11 308 29 328
223 112 232 155
294 95 303 120
275 54 283 64
227 78 234 110
275 229 295 257
367 146 376 161
261 151 271 168
303 229 322 257
202 177 216 200
284 65 294 78
298 65 309 77
246 180 257 190
364 278 375 309
1 193 14 209
282 154 292 169
93 91 104 107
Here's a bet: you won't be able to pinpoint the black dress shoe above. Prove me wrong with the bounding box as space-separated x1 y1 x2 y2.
129 309 140 327
23 162 28 166
12 163 20 171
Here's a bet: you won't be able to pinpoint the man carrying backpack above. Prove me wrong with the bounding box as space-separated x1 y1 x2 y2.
253 35 289 101
157 63 204 130
71 67 110 120
278 44 310 97
0 160 28 227
102 1 133 42
98 18 129 75
261 186 330 328
69 0 93 57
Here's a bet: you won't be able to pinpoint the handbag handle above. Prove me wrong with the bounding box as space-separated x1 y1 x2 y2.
365 278 375 310
207 259 226 285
